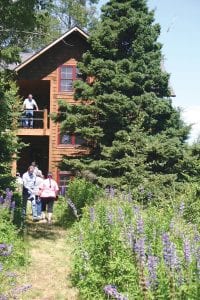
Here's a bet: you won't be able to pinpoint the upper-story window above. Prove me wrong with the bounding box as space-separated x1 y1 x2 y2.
59 132 86 146
60 65 81 92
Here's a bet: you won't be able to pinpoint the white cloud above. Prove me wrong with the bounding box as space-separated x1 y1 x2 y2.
181 106 200 143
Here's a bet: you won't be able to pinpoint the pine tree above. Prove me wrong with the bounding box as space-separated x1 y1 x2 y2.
56 0 190 195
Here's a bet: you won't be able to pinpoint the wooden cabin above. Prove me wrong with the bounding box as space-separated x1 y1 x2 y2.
13 26 89 189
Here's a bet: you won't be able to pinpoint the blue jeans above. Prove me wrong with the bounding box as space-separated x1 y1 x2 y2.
36 196 42 217
31 196 38 219
23 110 33 128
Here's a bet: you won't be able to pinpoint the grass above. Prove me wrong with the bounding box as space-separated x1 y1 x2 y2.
17 219 79 300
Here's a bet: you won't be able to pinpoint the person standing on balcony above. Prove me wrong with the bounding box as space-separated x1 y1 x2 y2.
22 94 39 128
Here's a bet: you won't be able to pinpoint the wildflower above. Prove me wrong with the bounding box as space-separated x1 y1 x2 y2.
103 285 127 300
127 191 132 202
6 271 17 278
107 210 113 225
147 255 158 288
109 186 115 198
67 198 79 218
183 239 191 264
0 244 13 257
147 192 153 201
0 195 4 204
195 246 200 277
138 186 145 193
12 284 32 294
136 216 144 235
134 238 146 265
118 207 124 223
162 233 179 270
0 295 8 300
89 207 95 222
179 201 185 216
0 263 3 272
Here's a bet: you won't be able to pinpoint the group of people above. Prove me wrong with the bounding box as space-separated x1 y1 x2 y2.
16 162 59 224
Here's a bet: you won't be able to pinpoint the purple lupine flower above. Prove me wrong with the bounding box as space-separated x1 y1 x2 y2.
147 255 158 288
134 238 146 264
89 207 95 222
183 239 191 264
125 226 135 249
162 233 179 270
179 201 185 216
0 295 8 300
136 216 144 235
109 186 115 198
118 207 124 223
82 251 89 261
103 285 128 300
195 246 200 277
170 220 175 231
147 192 153 201
6 271 17 278
194 233 200 243
0 244 13 257
138 186 145 193
107 210 114 225
60 186 66 196
67 198 79 218
0 195 4 204
12 284 32 294
127 191 132 202
10 201 15 210
162 233 171 267
132 205 140 216
5 188 13 202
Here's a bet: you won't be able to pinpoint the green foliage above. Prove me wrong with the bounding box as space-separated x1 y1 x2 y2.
51 0 99 32
72 192 200 299
55 0 194 193
0 208 26 296
67 178 102 215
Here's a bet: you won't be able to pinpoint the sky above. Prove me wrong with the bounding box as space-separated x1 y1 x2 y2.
97 0 200 142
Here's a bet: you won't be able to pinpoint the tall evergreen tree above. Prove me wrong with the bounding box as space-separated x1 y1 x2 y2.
0 0 48 189
55 0 190 194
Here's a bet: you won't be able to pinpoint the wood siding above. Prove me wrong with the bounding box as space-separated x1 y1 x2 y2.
16 31 89 180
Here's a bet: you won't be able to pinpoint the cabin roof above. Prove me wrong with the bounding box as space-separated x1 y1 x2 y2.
14 26 89 72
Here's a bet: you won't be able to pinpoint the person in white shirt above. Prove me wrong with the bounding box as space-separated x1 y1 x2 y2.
22 94 39 128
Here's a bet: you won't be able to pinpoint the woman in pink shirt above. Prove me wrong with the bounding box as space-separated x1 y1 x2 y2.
39 172 59 224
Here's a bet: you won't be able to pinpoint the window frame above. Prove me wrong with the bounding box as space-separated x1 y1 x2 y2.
59 64 77 93
58 130 86 147
57 170 73 195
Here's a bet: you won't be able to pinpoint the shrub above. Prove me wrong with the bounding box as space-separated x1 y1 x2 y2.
72 194 200 299
0 209 26 296
67 178 102 217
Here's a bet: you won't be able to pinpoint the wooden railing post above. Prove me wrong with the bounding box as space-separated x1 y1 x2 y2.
43 109 48 130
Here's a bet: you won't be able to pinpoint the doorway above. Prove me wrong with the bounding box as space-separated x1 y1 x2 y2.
17 136 49 176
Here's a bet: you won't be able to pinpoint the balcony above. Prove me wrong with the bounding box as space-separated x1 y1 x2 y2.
17 109 50 136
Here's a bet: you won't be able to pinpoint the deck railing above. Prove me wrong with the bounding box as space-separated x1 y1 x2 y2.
18 109 49 129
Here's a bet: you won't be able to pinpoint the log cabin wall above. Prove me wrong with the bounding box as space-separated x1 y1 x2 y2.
16 30 89 181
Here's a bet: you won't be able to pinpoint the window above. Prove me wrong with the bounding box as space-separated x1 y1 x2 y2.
60 65 80 92
58 171 72 195
59 132 86 146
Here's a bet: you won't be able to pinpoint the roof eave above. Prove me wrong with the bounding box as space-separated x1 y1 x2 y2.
15 26 89 72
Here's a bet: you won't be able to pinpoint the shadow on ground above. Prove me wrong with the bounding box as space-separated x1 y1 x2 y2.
25 220 65 240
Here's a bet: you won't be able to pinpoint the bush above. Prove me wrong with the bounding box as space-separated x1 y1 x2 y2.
67 178 102 217
72 194 200 299
0 209 26 296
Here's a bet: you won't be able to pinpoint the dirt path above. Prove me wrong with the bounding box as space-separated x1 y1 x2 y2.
18 222 79 300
